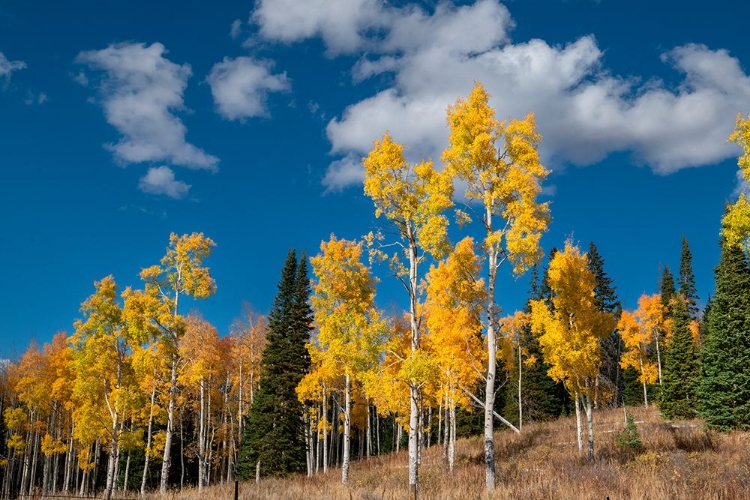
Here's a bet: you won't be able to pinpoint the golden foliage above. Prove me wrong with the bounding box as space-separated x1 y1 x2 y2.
722 113 750 250
443 82 550 276
529 241 616 399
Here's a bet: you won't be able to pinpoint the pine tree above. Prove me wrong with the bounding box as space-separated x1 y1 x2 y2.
658 296 700 420
660 266 676 315
678 237 700 319
237 250 312 478
587 242 623 407
697 242 750 430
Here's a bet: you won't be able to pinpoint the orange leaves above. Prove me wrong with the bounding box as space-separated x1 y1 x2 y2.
423 237 486 407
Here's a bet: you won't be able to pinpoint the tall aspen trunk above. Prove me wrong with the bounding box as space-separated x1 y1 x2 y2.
180 414 185 490
584 394 595 461
140 382 157 495
518 342 523 431
376 412 380 455
442 391 449 463
575 395 583 451
406 226 420 497
640 355 649 407
366 403 372 458
342 373 351 485
655 330 663 386
160 353 178 494
123 449 131 493
448 401 456 472
105 408 119 499
63 419 75 494
322 385 328 473
198 375 207 491
305 411 314 476
20 413 31 496
484 237 499 489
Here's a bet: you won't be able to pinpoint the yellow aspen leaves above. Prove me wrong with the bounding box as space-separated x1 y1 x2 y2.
722 113 750 250
529 241 616 399
443 82 550 276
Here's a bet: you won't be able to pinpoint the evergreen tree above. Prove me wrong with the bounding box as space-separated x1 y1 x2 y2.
697 242 750 430
658 296 700 420
587 242 623 407
237 250 313 478
660 265 676 315
678 236 700 319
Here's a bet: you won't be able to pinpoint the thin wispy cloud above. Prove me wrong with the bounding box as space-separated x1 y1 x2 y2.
0 51 26 83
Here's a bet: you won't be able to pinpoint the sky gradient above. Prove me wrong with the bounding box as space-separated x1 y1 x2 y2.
1 0 748 358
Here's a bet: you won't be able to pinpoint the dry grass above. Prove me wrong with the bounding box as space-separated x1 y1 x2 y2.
145 406 750 500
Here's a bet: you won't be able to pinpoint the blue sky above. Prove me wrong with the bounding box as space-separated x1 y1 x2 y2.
1 0 748 358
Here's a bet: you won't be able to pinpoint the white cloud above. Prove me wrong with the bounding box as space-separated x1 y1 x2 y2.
252 0 388 55
207 56 290 121
0 51 26 81
322 153 364 193
76 42 219 171
250 0 750 190
230 19 242 39
139 166 191 199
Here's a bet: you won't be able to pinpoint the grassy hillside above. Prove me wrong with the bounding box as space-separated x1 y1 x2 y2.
146 406 750 500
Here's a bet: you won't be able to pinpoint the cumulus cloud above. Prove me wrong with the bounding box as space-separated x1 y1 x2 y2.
76 42 218 171
250 0 750 191
207 56 290 120
139 166 191 199
0 51 26 82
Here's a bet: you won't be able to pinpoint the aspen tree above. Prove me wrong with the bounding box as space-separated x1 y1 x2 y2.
443 82 549 488
363 133 453 496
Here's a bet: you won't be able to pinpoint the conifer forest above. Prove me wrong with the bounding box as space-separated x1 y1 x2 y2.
2 83 750 499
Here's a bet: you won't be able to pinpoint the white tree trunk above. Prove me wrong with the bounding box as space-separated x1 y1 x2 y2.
584 394 594 461
140 383 156 495
342 373 351 485
448 402 456 472
575 395 583 452
407 226 420 497
160 354 178 494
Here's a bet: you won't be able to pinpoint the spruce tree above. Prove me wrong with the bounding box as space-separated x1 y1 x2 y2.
697 243 750 430
660 265 676 315
678 236 700 319
237 250 313 478
587 242 623 407
658 296 700 420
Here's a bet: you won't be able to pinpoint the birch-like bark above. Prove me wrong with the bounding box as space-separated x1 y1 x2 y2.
406 225 420 498
159 353 178 494
342 373 351 485
140 382 157 495
483 222 499 489
584 394 594 461
574 395 583 452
